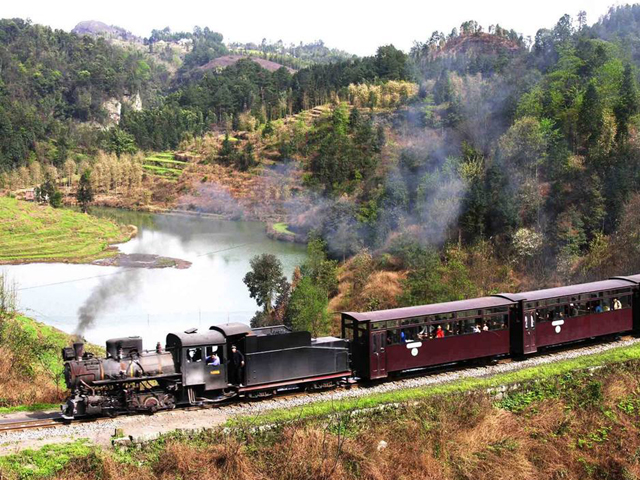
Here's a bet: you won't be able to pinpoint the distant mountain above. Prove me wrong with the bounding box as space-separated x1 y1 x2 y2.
72 20 140 42
199 54 296 73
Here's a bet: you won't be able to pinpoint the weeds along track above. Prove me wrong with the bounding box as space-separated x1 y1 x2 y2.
1 335 637 439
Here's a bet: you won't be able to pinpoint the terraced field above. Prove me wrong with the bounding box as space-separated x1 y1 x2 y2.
0 197 132 264
143 152 187 180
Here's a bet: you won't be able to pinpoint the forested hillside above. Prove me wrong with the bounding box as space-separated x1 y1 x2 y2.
3 8 640 332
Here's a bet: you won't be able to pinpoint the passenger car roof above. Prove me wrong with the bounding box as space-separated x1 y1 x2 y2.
497 279 635 302
343 296 513 323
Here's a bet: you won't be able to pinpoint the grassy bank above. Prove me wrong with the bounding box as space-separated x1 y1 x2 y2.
237 340 640 426
2 358 640 479
272 222 294 235
0 197 132 264
0 314 103 409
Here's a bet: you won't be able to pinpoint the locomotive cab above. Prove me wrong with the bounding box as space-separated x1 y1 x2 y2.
166 329 231 394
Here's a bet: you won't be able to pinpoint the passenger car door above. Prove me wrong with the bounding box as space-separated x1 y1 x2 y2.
370 331 387 379
523 310 537 354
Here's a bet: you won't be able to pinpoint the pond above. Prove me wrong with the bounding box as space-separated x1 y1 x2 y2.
3 208 307 348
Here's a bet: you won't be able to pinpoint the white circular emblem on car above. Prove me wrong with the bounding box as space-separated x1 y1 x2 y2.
411 348 418 356
555 326 561 333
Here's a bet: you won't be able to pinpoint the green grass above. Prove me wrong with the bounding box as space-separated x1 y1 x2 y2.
0 403 58 414
145 158 188 165
228 341 640 427
0 440 93 479
142 164 182 175
272 222 295 235
142 152 186 179
0 197 131 264
0 315 105 408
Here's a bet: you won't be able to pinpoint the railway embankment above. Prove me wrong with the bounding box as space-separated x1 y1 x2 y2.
1 338 640 478
0 314 103 412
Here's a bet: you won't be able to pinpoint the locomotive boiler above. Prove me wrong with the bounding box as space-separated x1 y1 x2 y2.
61 337 180 419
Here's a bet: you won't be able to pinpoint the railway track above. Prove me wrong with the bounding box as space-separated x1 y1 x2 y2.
0 418 66 433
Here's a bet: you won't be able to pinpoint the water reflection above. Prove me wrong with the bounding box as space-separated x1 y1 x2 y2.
4 208 307 348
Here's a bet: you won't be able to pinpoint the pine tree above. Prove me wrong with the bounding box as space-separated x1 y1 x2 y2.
76 170 94 214
614 65 639 143
218 133 237 165
578 82 603 152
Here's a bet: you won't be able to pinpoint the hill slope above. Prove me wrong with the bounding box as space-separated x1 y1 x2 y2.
0 314 103 409
0 198 133 264
199 54 296 73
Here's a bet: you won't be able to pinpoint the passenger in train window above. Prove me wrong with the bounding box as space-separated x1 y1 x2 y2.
570 303 579 317
613 298 622 310
418 325 429 339
603 303 611 312
436 325 445 338
595 302 603 313
386 330 396 345
482 322 489 332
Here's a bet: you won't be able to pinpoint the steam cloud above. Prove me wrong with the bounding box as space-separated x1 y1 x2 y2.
75 269 141 336
177 183 244 219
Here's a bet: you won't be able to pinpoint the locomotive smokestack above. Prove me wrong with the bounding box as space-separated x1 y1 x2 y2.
73 342 85 360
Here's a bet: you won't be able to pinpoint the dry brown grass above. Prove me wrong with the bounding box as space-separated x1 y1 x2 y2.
152 440 262 480
0 346 64 405
27 362 640 480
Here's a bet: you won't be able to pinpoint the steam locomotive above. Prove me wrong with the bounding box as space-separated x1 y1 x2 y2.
61 274 640 419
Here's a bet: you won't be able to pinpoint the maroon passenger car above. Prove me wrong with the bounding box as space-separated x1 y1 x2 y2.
342 297 514 380
497 279 635 354
343 276 640 381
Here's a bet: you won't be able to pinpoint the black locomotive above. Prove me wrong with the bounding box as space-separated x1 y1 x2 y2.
62 323 350 419
62 273 640 419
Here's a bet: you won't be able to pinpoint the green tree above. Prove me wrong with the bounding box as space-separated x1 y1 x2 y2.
614 64 639 142
218 133 237 165
300 238 339 296
76 170 94 213
35 176 62 208
243 254 289 316
104 128 137 158
235 142 256 171
434 70 453 104
288 277 330 337
374 45 408 80
578 82 604 152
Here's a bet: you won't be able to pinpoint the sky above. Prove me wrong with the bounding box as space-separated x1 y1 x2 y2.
1 0 627 56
